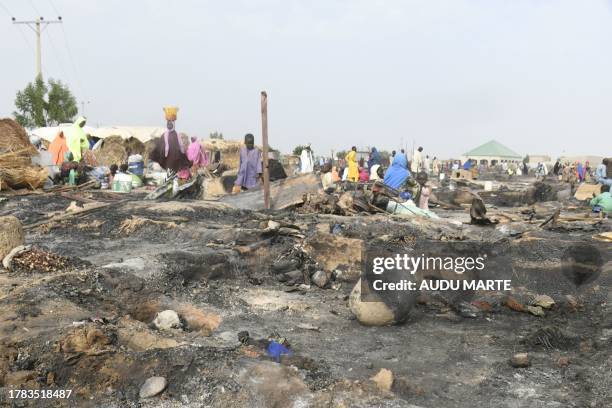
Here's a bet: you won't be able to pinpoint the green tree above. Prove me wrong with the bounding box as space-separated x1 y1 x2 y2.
46 79 78 125
210 131 224 139
293 144 311 156
13 76 78 128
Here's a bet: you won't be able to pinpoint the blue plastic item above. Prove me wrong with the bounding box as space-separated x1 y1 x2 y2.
128 161 144 176
266 341 292 362
400 191 412 200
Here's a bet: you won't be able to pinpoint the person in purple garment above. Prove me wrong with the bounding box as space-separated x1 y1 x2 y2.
233 133 263 192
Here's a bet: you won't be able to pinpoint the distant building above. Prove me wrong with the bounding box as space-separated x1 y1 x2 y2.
461 140 522 166
525 155 552 168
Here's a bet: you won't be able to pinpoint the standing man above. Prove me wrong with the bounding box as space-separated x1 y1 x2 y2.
234 133 263 192
411 146 423 173
300 145 314 173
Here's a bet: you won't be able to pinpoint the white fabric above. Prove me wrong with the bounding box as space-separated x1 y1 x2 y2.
300 149 314 173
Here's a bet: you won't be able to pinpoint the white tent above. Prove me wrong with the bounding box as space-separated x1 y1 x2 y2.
31 125 165 143
91 126 165 143
31 123 96 142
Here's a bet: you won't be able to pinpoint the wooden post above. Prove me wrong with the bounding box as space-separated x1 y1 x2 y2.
261 91 270 209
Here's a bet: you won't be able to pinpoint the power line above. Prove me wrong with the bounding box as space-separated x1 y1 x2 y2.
59 23 86 99
47 0 60 16
28 0 41 16
46 28 69 81
13 17 63 78
0 1 35 52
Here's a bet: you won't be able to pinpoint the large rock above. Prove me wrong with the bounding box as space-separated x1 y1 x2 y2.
152 310 181 331
349 277 418 326
139 376 167 399
349 279 396 326
0 216 24 260
303 233 363 282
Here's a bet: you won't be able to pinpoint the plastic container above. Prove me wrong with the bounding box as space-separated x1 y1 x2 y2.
128 160 144 176
163 106 179 121
112 173 133 193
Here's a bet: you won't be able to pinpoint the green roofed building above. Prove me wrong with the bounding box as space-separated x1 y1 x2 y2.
460 140 522 165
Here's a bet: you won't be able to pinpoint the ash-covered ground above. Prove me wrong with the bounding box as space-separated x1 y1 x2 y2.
0 189 610 408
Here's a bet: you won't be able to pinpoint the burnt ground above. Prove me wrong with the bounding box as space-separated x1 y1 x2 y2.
0 192 610 408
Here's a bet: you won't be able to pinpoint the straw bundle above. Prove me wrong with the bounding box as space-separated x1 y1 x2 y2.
201 139 243 170
0 118 47 190
0 118 36 154
124 137 145 156
0 166 48 190
94 135 128 166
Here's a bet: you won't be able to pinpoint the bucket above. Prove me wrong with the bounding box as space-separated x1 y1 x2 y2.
163 106 179 121
112 180 132 193
128 161 144 176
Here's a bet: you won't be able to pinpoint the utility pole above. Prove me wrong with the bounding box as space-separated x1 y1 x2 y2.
261 91 271 210
80 100 90 116
12 16 63 78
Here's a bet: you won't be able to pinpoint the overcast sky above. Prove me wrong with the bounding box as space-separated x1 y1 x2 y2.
1 0 611 158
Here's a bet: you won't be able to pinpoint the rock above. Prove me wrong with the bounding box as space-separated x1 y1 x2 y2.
526 305 545 317
349 279 395 326
266 220 281 231
311 270 329 288
152 310 181 331
371 368 394 392
510 353 530 368
533 294 555 309
0 216 24 260
139 376 167 399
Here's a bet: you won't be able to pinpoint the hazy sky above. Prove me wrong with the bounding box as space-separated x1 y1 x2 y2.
1 0 611 158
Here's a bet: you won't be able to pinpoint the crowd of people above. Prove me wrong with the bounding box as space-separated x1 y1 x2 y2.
43 117 214 190
38 118 612 218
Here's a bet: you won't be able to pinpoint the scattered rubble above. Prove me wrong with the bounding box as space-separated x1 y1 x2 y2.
0 163 609 407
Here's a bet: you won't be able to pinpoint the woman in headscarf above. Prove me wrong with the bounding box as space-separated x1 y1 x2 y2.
150 120 191 178
67 117 89 162
186 136 209 170
383 153 411 190
331 166 340 182
345 146 359 182
48 130 69 165
368 147 381 170
359 167 370 182
577 162 583 182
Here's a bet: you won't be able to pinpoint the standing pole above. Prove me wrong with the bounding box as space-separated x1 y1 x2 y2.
261 91 270 210
13 16 63 79
35 20 42 78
